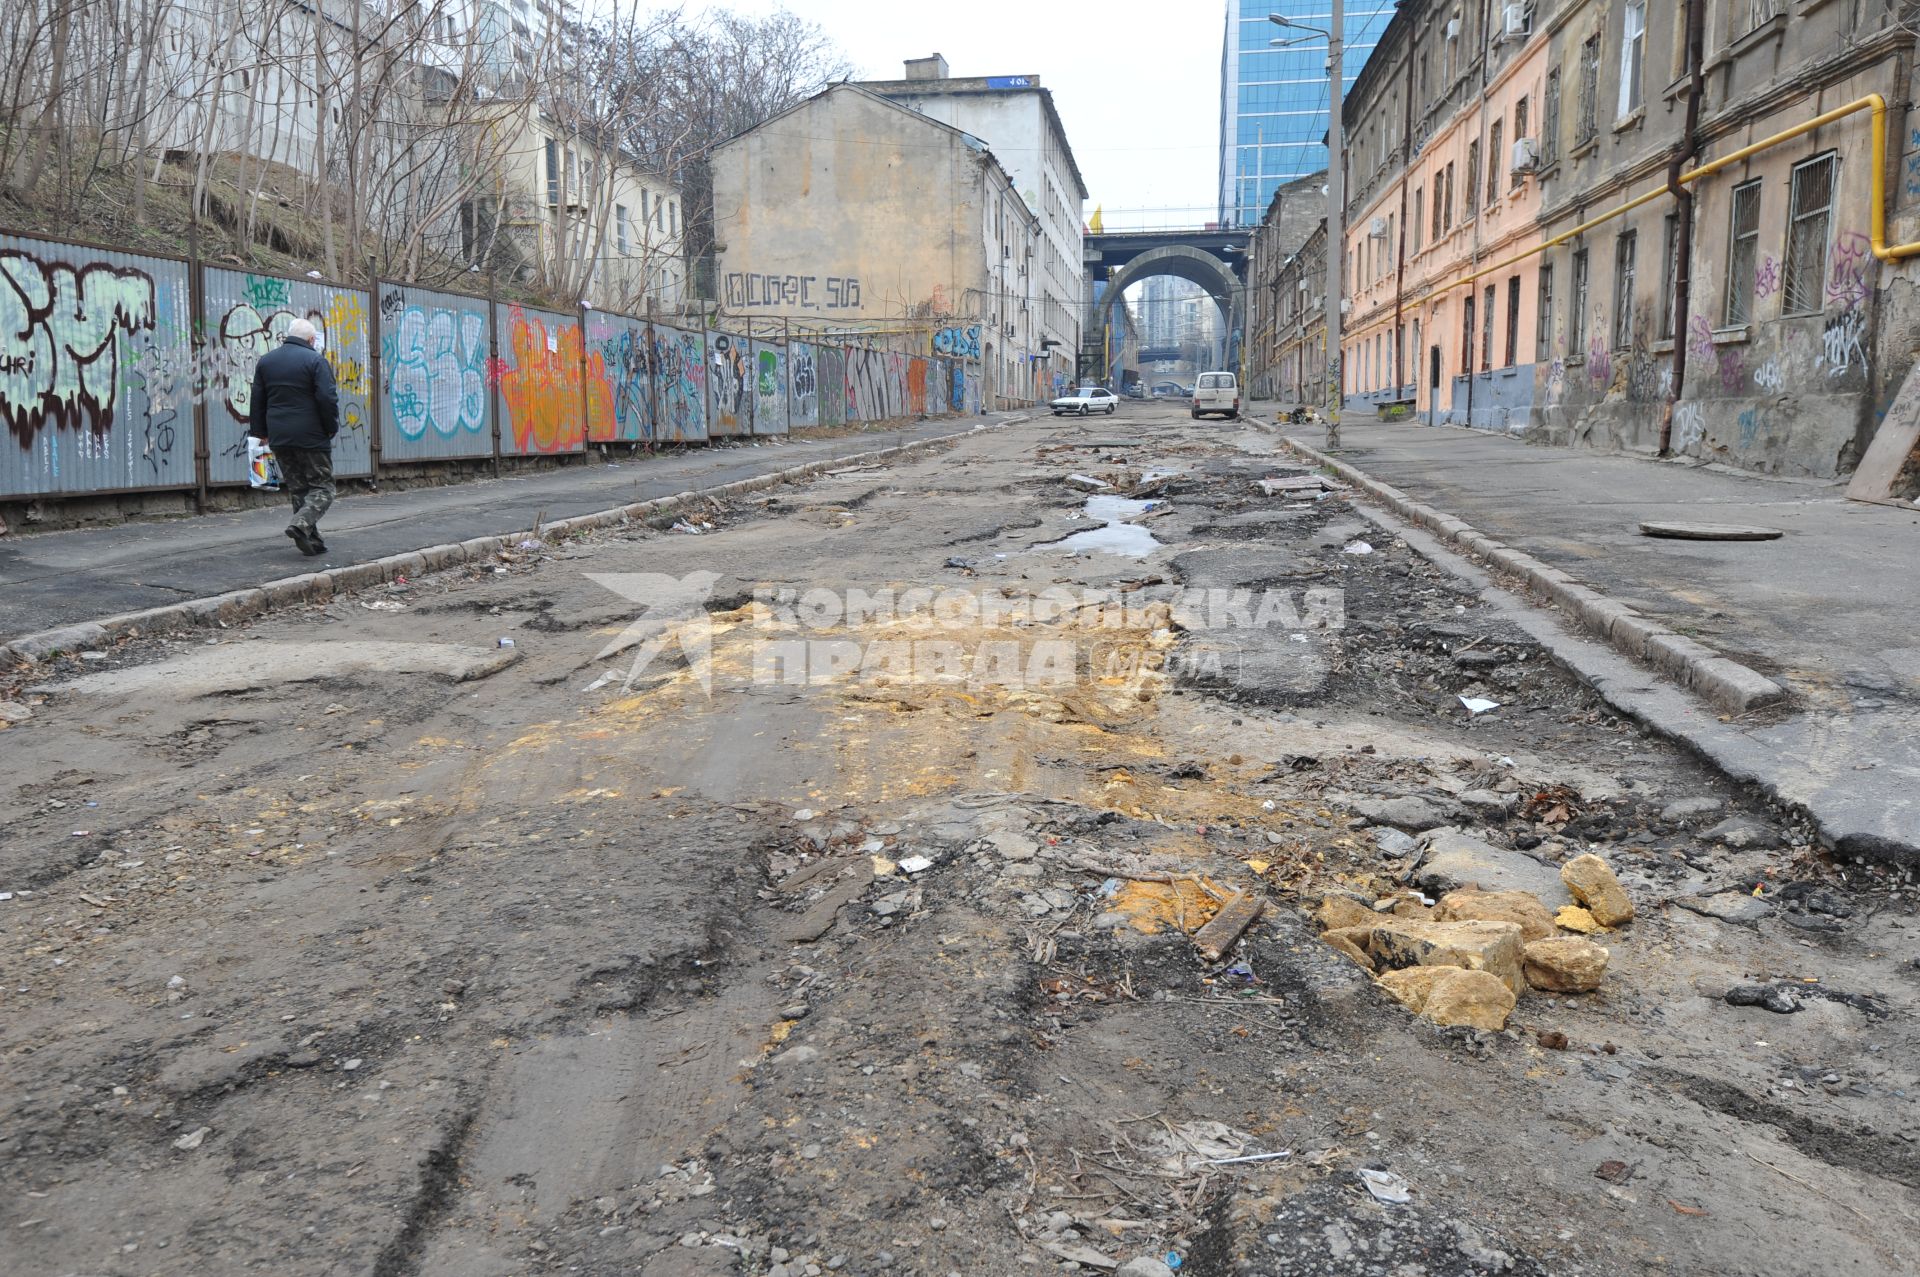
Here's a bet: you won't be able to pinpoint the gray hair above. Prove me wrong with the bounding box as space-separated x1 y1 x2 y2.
286 317 319 344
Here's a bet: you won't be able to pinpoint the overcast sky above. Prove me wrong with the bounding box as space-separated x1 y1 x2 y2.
716 0 1225 230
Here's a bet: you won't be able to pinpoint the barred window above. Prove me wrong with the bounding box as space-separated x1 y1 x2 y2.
1536 264 1555 361
1613 231 1637 349
1725 180 1762 325
1783 155 1835 316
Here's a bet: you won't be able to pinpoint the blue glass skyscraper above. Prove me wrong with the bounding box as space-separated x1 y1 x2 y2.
1218 0 1395 227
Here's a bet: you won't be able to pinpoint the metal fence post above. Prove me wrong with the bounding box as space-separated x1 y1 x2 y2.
185 222 211 514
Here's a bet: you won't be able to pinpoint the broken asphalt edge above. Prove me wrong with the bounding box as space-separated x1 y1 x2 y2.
1300 448 1916 865
1277 435 1786 718
0 417 1023 669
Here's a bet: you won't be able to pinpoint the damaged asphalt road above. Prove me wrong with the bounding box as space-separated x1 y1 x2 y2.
2 405 1917 1277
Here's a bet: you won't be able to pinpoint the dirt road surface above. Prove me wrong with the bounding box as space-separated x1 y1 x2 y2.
4 405 1916 1277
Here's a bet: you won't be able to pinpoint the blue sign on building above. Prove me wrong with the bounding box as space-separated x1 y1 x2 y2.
986 75 1036 90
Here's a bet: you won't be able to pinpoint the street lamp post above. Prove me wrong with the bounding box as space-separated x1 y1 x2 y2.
1271 7 1342 449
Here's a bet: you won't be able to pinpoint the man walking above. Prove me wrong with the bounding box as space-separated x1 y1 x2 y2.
246 316 339 556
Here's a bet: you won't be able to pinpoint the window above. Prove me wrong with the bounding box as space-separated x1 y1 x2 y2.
1413 188 1424 251
1613 230 1637 348
1462 294 1477 373
669 201 678 234
1784 154 1835 316
1536 264 1555 360
1443 163 1455 232
1387 214 1395 274
1432 170 1445 239
1543 69 1561 165
1419 50 1430 106
545 138 559 206
1659 212 1680 339
1482 284 1496 371
616 204 630 254
1466 140 1480 217
1512 98 1529 187
1739 0 1785 38
1570 248 1590 351
640 190 649 225
1725 179 1762 325
1618 2 1646 119
1487 121 1503 205
1577 35 1600 144
1506 276 1522 366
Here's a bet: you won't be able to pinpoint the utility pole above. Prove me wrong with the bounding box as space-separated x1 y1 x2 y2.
1325 0 1343 450
1272 6 1343 450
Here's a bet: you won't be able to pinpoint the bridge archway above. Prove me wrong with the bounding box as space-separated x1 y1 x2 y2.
1091 243 1245 380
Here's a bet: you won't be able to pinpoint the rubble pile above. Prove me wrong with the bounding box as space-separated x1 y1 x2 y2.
1315 837 1632 1030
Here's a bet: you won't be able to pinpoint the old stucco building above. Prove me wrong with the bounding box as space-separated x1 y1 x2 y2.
710 83 1041 408
1247 0 1920 480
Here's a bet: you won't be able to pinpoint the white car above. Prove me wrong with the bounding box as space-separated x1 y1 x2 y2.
1050 386 1118 416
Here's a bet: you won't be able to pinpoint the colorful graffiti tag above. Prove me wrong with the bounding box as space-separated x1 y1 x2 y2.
653 326 706 443
931 324 981 359
499 306 593 454
0 252 156 446
790 342 820 428
709 332 749 435
386 301 488 440
751 342 787 435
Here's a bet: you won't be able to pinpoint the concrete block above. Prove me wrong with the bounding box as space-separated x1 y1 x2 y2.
1576 596 1637 640
415 543 466 572
1643 631 1719 679
190 588 267 626
460 536 504 561
9 623 109 661
376 553 428 581
100 606 197 640
1686 657 1786 714
326 562 386 593
1607 611 1660 660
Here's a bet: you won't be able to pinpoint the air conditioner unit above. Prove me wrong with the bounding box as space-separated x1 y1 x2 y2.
1510 137 1539 174
1445 17 1462 39
1504 2 1532 36
1368 216 1389 238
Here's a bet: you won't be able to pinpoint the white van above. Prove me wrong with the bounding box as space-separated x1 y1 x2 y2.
1191 371 1239 419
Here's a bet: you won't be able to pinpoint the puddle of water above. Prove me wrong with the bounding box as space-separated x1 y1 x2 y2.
1050 523 1162 557
1084 495 1155 522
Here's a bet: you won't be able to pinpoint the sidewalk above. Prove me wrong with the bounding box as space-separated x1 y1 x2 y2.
1254 405 1920 857
0 418 998 643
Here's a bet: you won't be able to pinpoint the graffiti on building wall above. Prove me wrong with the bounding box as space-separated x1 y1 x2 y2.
1687 314 1716 361
1545 358 1566 405
500 307 588 453
709 333 748 433
1672 400 1705 451
384 300 488 439
1819 308 1866 378
1586 337 1611 387
1826 231 1873 312
652 327 705 442
1755 255 1780 301
1754 356 1784 393
0 252 156 447
1716 349 1746 394
722 272 862 310
1738 406 1766 448
931 325 981 359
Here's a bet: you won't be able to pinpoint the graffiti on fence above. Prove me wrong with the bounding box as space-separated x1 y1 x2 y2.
600 325 650 442
0 252 156 447
215 290 369 444
500 306 588 452
243 273 290 312
653 327 705 442
931 325 981 359
751 343 786 434
819 346 846 426
709 333 748 434
791 343 819 427
951 360 967 414
385 300 488 439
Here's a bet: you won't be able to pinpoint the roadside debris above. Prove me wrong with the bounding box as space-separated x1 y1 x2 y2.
1458 695 1501 715
1192 891 1264 961
1357 1167 1413 1204
1562 854 1634 926
1638 521 1784 541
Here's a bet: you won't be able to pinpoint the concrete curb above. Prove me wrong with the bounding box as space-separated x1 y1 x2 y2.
1279 434 1787 716
1 419 1009 669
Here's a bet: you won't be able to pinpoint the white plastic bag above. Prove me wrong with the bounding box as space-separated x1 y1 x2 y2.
247 437 282 490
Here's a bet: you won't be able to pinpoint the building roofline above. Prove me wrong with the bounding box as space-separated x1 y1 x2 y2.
710 81 1022 194
857 76 1090 202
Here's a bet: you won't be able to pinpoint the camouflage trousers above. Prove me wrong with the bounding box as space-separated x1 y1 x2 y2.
277 446 335 531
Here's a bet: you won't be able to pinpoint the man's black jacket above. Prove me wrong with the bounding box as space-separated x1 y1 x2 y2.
246 335 340 451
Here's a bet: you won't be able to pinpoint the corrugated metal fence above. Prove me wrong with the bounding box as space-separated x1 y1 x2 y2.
0 228 987 502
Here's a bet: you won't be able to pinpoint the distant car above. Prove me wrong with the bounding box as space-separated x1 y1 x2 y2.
1050 386 1118 416
1124 384 1145 399
1191 371 1239 419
